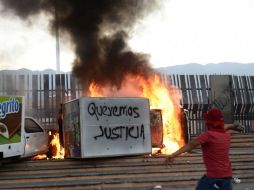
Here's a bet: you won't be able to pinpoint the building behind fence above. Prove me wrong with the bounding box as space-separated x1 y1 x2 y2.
0 70 253 135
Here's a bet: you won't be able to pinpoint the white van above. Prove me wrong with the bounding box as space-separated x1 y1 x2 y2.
22 117 49 158
0 96 49 161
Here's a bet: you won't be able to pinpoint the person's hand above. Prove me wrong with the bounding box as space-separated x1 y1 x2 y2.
233 121 244 132
165 155 175 166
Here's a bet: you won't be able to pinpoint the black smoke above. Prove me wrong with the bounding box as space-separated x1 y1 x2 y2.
1 0 159 88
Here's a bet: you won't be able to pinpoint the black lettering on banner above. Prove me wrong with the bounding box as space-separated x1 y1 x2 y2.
93 125 145 141
87 102 98 120
120 106 127 116
104 127 111 139
140 124 145 140
111 127 119 139
128 126 138 139
127 107 133 116
94 126 103 140
112 106 120 116
87 102 140 120
102 105 108 116
107 106 112 116
133 107 140 118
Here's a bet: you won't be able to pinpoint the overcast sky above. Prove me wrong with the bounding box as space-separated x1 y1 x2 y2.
1 0 254 72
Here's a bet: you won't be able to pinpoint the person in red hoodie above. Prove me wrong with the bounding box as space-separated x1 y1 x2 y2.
165 107 238 190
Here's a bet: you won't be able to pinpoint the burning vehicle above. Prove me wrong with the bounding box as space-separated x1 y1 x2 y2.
63 97 151 158
61 96 186 159
0 96 49 160
1 0 187 158
57 73 187 159
83 74 186 155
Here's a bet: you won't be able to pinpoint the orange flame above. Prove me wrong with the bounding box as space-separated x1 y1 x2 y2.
30 154 47 160
89 82 104 97
142 74 185 154
50 132 65 159
87 73 185 155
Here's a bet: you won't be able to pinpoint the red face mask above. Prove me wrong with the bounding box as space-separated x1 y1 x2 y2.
205 119 225 132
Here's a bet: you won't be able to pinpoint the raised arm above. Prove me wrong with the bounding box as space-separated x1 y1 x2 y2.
224 121 244 132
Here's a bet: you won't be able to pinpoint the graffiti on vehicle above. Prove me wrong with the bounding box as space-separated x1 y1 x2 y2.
94 124 145 141
87 102 140 120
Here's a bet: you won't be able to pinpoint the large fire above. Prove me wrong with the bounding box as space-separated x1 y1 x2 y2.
49 131 65 159
87 73 185 154
31 131 65 160
32 73 184 160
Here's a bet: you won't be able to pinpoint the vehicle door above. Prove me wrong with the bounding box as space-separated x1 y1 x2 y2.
23 118 48 158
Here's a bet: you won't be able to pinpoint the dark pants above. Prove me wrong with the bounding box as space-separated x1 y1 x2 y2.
195 175 232 190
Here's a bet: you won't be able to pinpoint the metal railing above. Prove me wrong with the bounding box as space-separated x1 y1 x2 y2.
1 71 253 134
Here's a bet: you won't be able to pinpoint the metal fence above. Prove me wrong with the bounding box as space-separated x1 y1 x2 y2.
162 74 254 134
1 71 253 134
0 72 83 130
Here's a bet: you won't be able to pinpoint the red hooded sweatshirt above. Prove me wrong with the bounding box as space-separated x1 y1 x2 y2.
195 108 232 178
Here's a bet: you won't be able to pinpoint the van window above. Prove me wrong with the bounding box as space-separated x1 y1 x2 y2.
25 118 43 133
